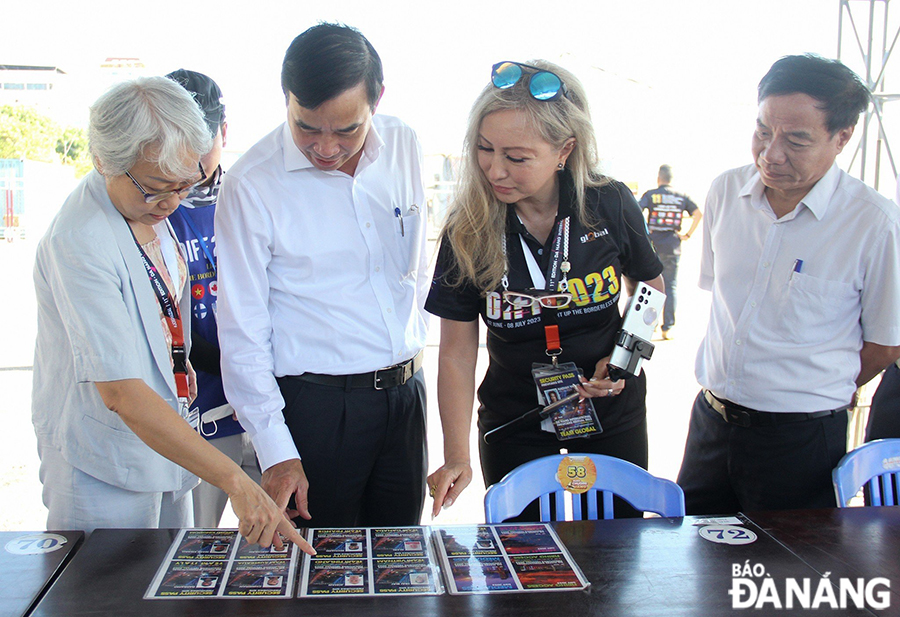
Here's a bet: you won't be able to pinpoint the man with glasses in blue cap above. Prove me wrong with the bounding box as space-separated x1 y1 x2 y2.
165 69 262 528
215 23 429 529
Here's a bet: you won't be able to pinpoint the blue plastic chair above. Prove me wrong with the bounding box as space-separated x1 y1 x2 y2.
484 453 685 523
833 439 900 507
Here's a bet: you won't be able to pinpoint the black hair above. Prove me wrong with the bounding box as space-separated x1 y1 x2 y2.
658 164 672 184
281 22 383 110
757 54 870 134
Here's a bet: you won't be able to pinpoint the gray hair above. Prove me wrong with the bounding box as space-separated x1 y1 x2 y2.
89 76 212 179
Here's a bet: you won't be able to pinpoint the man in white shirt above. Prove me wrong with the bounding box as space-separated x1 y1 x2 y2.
677 54 900 513
215 23 429 528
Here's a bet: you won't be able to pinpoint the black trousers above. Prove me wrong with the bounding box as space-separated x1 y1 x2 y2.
677 391 847 515
867 363 900 441
479 417 648 521
277 370 427 528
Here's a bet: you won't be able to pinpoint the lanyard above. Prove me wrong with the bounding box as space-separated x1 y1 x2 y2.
171 208 217 276
503 216 571 364
128 225 190 400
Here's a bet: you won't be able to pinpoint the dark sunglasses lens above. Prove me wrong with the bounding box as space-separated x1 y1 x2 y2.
492 62 522 89
530 71 562 101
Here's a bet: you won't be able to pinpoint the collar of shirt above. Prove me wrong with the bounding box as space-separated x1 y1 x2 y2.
280 119 386 174
740 162 841 222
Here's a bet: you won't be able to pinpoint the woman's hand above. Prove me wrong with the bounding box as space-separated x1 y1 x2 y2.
427 461 473 518
187 361 198 404
228 474 316 555
575 355 625 399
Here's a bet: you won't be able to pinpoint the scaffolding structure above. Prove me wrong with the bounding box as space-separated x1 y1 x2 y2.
838 0 900 192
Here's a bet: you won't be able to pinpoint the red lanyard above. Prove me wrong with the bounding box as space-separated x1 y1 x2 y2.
130 228 190 399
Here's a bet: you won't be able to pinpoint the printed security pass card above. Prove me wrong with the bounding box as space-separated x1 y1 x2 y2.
298 526 443 597
146 524 589 599
433 523 590 594
144 529 298 599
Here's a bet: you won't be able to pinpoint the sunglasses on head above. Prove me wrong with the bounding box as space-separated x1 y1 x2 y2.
491 61 569 102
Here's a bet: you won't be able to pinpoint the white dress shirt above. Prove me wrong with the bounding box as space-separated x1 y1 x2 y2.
215 115 430 471
696 163 900 412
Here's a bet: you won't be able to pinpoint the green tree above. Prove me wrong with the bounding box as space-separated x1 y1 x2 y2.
0 104 59 162
0 105 93 177
56 126 92 176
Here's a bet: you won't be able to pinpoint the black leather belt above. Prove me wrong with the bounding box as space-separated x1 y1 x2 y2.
293 351 423 390
702 390 844 428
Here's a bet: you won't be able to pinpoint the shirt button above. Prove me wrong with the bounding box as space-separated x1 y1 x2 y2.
751 301 757 307
762 262 770 268
366 222 372 228
735 340 742 346
537 249 543 255
375 266 381 272
387 308 392 313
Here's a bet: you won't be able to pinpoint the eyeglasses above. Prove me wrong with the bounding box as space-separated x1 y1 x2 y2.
491 61 569 102
503 290 572 309
125 162 206 204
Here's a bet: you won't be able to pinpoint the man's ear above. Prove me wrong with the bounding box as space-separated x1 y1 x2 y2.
221 121 228 148
372 85 385 113
834 125 854 154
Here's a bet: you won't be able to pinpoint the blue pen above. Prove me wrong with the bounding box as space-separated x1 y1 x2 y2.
394 207 404 236
793 259 803 273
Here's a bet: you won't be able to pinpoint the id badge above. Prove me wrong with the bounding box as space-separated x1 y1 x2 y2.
532 362 603 440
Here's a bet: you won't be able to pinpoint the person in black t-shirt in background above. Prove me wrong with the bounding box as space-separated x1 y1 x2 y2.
639 165 702 340
425 60 664 520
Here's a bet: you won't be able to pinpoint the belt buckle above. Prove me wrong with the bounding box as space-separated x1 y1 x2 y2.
725 407 753 428
373 357 413 390
374 367 389 390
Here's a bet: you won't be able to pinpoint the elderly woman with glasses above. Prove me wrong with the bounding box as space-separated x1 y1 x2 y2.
425 61 664 520
32 76 313 553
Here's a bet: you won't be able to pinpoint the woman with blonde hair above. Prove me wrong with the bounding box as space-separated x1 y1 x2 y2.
426 61 664 520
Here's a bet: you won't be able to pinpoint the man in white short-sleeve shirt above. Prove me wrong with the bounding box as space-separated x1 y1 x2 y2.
677 54 900 514
215 23 430 528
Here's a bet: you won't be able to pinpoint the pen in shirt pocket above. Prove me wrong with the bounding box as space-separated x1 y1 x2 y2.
790 259 803 281
394 204 419 237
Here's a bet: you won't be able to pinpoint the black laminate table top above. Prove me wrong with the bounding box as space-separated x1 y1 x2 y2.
749 506 900 613
28 513 896 616
0 530 83 617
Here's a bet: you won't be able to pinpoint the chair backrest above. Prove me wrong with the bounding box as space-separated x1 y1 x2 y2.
833 439 900 507
483 453 685 523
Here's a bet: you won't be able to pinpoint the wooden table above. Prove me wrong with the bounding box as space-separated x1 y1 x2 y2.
29 513 892 616
0 530 83 617
749 506 900 614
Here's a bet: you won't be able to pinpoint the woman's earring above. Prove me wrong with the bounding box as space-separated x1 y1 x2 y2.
558 162 564 170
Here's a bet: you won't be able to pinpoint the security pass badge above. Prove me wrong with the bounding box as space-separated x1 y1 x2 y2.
532 362 602 441
557 455 597 494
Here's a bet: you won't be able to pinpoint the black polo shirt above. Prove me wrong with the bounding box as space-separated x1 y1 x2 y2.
426 174 663 435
